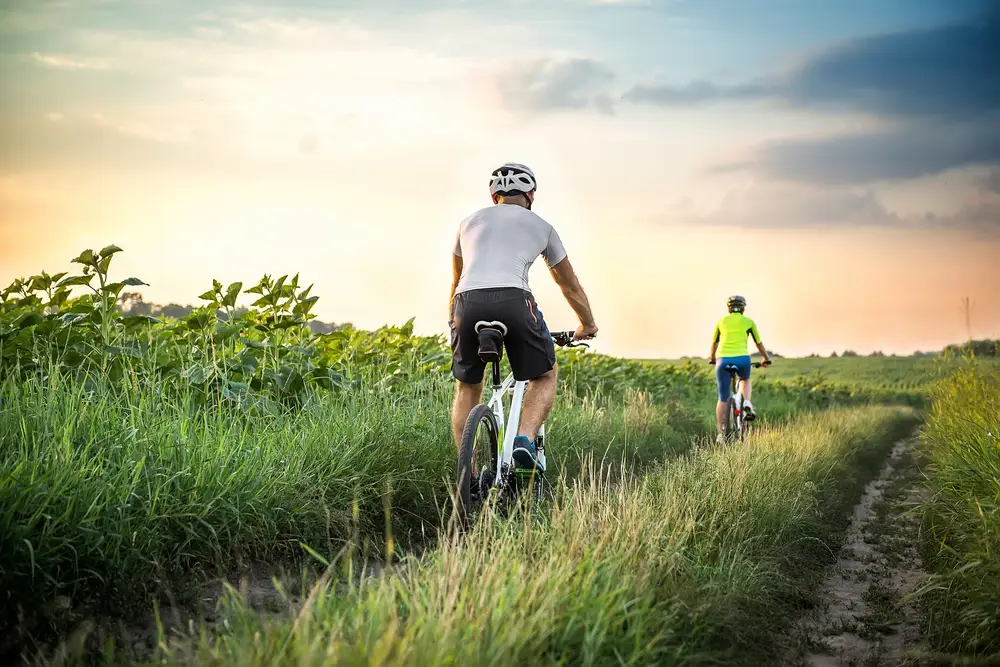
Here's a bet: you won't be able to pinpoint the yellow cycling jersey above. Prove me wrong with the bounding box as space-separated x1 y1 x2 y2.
712 313 761 357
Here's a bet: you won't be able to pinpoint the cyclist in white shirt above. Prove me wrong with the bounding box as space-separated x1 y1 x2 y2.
450 163 598 470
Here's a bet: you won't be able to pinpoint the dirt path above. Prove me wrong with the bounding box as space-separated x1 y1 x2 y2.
795 439 929 667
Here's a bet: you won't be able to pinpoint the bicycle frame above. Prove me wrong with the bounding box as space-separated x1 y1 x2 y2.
483 369 547 479
728 370 746 433
469 323 586 494
722 360 766 439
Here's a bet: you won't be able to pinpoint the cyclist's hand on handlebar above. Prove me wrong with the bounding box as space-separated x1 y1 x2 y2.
761 358 772 367
573 324 598 341
708 357 716 365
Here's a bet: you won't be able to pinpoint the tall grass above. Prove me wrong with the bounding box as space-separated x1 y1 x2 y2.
147 406 917 667
919 365 1000 659
0 369 703 643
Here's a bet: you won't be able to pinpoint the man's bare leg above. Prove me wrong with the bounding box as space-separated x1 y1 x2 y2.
741 378 752 402
517 366 558 441
452 380 484 453
716 400 727 436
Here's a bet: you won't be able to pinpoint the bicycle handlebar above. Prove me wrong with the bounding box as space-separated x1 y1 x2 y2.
551 331 592 348
707 359 773 368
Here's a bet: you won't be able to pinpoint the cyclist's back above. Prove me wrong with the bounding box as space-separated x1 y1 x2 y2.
454 204 565 294
712 311 760 358
708 295 771 440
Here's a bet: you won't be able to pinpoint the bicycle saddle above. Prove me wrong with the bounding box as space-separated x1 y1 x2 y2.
475 320 507 363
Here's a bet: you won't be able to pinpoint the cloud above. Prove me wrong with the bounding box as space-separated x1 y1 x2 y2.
780 14 1000 119
626 80 773 106
491 57 616 114
666 183 900 228
716 116 1000 185
983 168 1000 195
32 52 111 70
625 12 1000 119
625 12 1000 185
3 15 488 172
957 199 1000 228
661 181 1000 231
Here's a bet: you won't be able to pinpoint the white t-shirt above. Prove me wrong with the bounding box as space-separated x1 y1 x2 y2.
453 204 568 295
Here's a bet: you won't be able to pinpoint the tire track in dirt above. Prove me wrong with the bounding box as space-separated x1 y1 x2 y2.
795 439 929 666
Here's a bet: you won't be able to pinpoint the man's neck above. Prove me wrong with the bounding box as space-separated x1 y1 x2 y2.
496 196 529 209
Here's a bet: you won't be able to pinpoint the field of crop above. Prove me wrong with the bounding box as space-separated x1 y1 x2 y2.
1 247 997 666
647 353 1000 395
918 366 1000 658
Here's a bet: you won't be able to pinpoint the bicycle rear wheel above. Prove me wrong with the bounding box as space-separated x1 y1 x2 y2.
456 403 499 528
724 396 740 442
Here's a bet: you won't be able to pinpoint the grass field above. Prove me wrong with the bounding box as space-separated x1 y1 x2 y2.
2 248 996 665
65 408 921 666
1 336 860 658
646 353 1000 393
1 248 869 658
748 355 999 392
918 365 1000 659
645 354 1000 419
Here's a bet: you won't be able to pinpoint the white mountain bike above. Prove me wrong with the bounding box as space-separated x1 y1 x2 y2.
455 322 589 525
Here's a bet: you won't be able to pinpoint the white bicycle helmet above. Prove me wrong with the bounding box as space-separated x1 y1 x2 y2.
489 162 537 197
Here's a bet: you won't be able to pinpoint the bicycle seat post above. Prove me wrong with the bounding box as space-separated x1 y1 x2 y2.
491 359 501 389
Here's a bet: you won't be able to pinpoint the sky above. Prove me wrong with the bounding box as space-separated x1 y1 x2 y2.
2 0 998 358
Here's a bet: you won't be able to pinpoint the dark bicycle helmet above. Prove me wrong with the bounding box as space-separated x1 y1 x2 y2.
727 295 746 312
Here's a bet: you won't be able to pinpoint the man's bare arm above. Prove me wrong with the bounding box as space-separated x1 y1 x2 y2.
549 257 597 339
709 340 719 364
449 253 463 320
755 340 771 363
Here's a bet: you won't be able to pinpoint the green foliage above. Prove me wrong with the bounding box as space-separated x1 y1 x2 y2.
147 407 917 667
918 364 1000 658
0 344 708 648
0 245 933 660
0 245 713 648
1 247 347 405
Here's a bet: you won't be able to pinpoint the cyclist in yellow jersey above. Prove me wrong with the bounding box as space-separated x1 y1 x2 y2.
708 295 772 441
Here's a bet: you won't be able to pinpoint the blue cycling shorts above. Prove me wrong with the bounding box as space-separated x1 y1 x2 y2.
715 355 751 402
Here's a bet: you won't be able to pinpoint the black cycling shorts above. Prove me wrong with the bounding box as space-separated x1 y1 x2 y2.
450 288 556 384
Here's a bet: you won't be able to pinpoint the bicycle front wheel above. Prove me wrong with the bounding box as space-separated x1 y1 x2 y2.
456 403 499 528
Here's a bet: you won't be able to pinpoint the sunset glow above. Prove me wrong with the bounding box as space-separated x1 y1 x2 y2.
2 0 998 357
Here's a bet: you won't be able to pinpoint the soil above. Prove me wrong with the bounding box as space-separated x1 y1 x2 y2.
794 439 929 667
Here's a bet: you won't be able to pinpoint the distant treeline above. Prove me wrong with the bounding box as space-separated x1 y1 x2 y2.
117 292 350 335
943 339 1000 357
807 340 998 359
